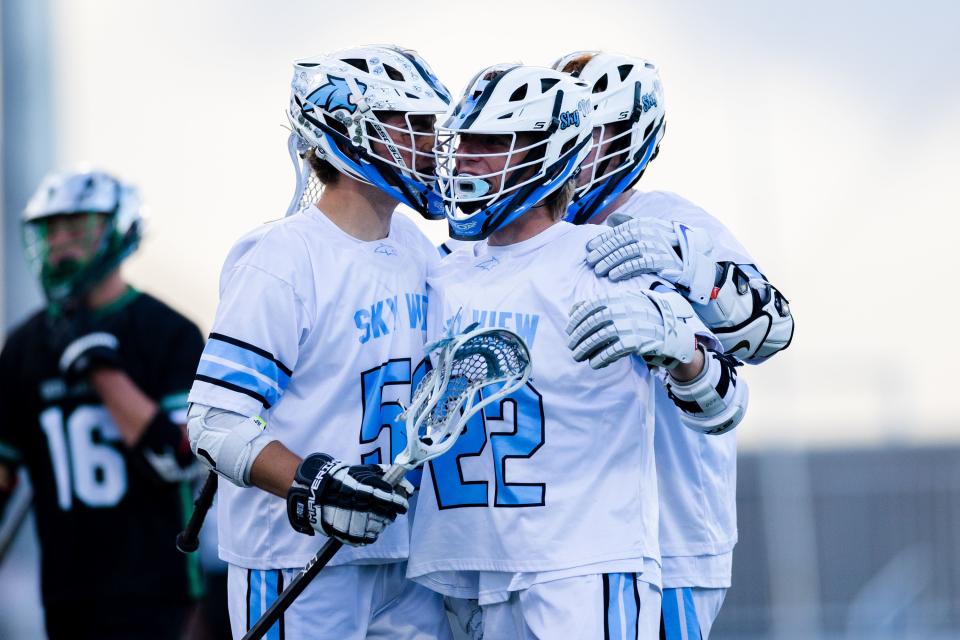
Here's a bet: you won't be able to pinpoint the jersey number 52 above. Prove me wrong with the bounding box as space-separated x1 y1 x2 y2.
358 358 429 466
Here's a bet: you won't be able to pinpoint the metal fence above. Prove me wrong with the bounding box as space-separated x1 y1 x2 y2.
714 445 960 640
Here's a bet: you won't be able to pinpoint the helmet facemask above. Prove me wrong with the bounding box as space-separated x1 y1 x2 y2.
576 119 632 193
363 110 441 190
434 65 593 240
567 114 663 225
24 211 139 312
435 130 557 214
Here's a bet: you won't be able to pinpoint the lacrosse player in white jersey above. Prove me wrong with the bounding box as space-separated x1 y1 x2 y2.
554 51 795 639
185 45 455 639
406 64 749 640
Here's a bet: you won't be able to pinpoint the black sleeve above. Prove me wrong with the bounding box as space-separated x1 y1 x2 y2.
132 314 205 481
155 318 205 418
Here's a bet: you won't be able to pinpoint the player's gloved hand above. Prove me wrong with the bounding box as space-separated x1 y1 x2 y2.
566 289 697 369
53 310 123 381
286 453 413 546
586 216 717 304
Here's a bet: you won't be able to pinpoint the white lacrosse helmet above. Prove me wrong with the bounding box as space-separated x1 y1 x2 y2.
22 169 143 307
552 51 665 224
287 44 451 218
435 65 594 240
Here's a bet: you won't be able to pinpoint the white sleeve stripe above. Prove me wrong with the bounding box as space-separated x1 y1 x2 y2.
199 354 284 394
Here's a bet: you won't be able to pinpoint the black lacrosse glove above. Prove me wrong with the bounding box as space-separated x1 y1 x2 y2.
49 308 123 382
58 330 122 382
286 453 414 546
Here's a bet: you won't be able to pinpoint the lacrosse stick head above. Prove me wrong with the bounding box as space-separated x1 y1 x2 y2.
394 326 532 469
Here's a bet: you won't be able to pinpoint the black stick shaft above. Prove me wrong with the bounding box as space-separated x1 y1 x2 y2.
176 472 218 553
241 538 344 640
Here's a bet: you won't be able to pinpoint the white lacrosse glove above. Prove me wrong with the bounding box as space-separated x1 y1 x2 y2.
286 453 414 546
566 289 698 369
586 215 717 304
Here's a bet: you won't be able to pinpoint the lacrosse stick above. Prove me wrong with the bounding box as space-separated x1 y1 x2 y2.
243 325 532 640
0 480 32 565
176 471 218 553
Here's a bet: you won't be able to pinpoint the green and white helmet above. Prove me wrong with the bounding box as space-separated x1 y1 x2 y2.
22 169 143 308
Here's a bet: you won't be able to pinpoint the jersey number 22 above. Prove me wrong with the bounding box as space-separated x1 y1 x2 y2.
429 382 546 509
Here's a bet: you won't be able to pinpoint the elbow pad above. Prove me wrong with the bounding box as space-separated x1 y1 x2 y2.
187 403 275 487
665 348 748 435
698 262 794 363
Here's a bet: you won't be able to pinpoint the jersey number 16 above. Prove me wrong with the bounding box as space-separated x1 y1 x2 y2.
40 405 128 510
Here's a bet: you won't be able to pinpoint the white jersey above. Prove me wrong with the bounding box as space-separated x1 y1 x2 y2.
616 190 754 588
188 205 436 569
408 222 708 596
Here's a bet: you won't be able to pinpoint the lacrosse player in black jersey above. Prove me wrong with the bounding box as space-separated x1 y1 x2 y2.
0 169 206 640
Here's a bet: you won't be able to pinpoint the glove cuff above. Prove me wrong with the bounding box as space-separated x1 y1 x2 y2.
644 289 697 367
58 331 122 377
286 453 341 536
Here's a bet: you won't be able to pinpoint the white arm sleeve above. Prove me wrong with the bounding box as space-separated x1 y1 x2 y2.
663 347 748 435
186 403 276 487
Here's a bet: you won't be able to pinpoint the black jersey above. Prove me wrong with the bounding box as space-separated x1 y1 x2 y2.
0 289 205 614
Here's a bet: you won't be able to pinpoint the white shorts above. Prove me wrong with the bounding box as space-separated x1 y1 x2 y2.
227 562 453 640
480 573 661 640
660 587 727 639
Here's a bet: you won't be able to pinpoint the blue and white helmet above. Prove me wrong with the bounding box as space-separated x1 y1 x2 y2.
553 51 665 224
287 44 451 219
22 169 143 307
435 65 594 240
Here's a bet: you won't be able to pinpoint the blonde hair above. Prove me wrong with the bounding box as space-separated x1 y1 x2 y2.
545 180 576 221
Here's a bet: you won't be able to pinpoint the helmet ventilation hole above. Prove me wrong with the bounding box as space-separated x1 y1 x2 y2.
343 58 369 72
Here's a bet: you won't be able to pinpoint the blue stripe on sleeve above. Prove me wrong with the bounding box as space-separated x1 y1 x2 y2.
203 339 291 391
196 359 281 407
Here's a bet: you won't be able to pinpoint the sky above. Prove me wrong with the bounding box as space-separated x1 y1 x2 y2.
37 0 960 448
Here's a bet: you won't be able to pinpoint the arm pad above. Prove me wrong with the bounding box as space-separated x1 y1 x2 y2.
665 347 748 435
698 262 794 363
186 403 276 487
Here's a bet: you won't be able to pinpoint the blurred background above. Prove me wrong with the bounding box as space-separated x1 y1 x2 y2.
0 0 957 638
